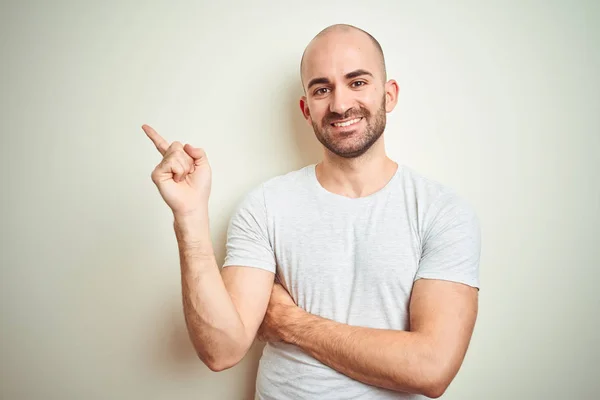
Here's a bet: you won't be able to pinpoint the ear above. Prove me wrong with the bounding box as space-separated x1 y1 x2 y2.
384 79 399 113
300 96 312 124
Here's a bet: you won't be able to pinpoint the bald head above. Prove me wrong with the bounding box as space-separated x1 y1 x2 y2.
300 24 387 89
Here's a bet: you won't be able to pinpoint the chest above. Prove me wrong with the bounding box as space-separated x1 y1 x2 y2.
269 203 421 318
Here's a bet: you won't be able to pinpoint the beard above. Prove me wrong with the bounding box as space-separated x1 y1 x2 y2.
311 96 387 159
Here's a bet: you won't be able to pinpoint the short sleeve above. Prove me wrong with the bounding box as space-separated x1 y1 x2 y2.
222 185 276 274
415 192 481 289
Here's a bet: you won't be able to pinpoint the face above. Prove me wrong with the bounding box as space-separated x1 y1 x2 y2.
300 31 398 159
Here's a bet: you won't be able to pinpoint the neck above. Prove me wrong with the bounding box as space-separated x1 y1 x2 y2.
316 136 398 198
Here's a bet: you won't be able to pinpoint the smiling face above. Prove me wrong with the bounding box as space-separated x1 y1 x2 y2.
300 26 398 159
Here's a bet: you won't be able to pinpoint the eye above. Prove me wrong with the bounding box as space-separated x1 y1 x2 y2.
314 87 330 96
351 80 366 88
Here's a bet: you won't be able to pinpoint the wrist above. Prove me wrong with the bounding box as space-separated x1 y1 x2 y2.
280 306 308 344
173 206 209 223
173 210 213 253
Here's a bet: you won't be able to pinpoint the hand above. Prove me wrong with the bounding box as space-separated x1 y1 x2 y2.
257 283 299 343
142 124 212 217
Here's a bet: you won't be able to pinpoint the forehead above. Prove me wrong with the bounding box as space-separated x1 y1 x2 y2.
302 31 381 82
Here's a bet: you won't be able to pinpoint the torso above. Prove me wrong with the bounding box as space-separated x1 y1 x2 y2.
256 164 439 400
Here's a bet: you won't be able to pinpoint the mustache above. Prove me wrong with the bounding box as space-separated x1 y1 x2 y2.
323 108 370 125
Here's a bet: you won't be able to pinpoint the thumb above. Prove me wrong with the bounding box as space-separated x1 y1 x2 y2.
183 144 207 164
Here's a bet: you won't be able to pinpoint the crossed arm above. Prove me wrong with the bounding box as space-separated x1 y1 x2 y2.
181 246 476 398
176 213 477 397
258 278 478 399
172 184 478 397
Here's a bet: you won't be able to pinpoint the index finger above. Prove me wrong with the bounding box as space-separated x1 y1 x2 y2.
142 124 169 156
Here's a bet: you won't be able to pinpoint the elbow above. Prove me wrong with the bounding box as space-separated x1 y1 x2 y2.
390 366 450 398
421 381 449 399
205 357 240 372
195 339 248 372
201 352 243 372
415 358 454 398
423 368 456 399
188 331 249 372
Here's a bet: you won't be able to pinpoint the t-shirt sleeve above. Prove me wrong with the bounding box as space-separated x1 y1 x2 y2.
222 184 277 274
414 191 481 289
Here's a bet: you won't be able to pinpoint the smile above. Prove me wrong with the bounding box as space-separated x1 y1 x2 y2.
331 117 363 127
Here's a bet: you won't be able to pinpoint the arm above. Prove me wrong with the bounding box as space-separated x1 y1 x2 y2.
142 124 274 372
175 212 274 372
275 279 477 398
260 191 481 397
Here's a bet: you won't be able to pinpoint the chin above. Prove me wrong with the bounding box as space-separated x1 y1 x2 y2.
330 132 383 159
328 142 373 159
337 148 371 159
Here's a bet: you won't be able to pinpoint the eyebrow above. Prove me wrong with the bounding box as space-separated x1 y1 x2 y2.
307 69 374 90
345 69 373 80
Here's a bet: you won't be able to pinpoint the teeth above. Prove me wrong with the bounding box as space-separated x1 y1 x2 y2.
333 118 361 127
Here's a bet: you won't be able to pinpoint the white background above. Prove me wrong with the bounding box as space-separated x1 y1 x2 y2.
1 1 599 399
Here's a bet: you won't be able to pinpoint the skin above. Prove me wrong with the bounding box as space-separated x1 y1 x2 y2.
142 24 478 398
299 25 400 198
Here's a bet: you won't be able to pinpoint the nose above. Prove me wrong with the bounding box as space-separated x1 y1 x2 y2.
329 86 353 116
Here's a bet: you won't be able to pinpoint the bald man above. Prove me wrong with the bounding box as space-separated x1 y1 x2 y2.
143 24 480 399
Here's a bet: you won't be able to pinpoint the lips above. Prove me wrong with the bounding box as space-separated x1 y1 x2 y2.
330 117 364 128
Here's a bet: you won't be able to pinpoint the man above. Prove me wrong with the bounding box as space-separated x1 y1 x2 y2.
143 24 480 399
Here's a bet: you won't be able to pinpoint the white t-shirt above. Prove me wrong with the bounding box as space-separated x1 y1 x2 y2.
223 163 481 400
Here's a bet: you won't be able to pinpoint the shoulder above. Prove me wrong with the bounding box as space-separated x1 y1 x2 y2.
249 164 314 198
398 164 479 223
261 165 313 193
235 164 314 209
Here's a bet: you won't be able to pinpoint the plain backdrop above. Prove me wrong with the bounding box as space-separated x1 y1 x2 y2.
1 1 599 399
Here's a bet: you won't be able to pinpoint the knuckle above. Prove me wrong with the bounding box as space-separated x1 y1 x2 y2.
174 157 186 168
151 166 161 183
179 155 193 168
165 141 182 155
162 153 177 166
158 158 170 170
172 164 183 174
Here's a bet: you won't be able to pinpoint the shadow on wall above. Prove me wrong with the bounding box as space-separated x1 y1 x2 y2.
152 306 266 399
287 78 323 169
154 77 322 399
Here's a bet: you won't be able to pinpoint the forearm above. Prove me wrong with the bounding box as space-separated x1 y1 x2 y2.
174 212 248 371
281 310 443 397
